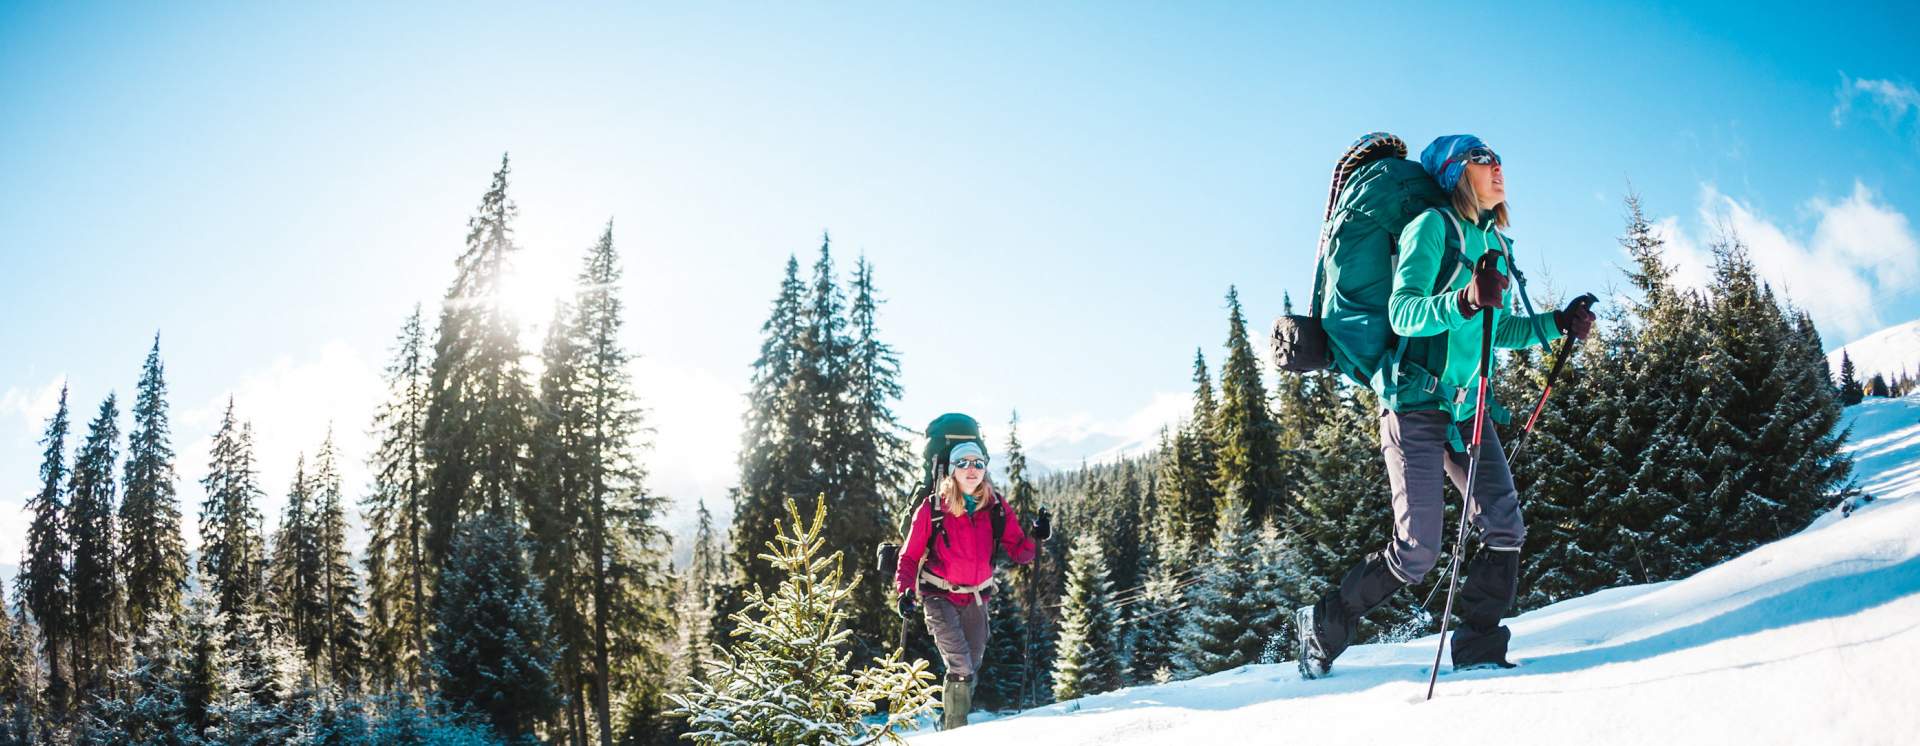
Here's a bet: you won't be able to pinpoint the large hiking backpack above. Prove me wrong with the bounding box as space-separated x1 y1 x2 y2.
1272 132 1455 388
875 413 1009 582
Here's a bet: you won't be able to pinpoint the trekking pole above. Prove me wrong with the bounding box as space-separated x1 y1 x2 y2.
1506 293 1598 469
1427 254 1501 701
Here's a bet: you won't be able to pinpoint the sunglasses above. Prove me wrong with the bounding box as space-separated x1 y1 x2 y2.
952 458 989 471
1460 147 1500 166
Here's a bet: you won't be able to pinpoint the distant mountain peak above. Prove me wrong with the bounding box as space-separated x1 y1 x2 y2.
1829 318 1920 381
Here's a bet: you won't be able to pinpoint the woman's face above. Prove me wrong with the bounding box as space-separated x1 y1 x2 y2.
953 456 987 494
1466 159 1506 210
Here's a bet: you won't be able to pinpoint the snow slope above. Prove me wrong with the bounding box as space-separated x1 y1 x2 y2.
1829 318 1920 382
913 396 1920 745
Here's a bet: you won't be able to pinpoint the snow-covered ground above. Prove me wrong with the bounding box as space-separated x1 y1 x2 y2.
913 396 1920 745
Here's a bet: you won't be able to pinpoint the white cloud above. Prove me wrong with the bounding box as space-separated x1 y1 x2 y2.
180 340 386 549
1654 183 1920 340
1833 74 1920 147
0 378 66 438
1648 216 1716 292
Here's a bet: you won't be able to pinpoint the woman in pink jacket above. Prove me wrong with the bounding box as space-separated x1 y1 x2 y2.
894 439 1050 729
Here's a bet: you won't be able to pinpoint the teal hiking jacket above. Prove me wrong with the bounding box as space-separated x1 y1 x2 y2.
1376 206 1562 424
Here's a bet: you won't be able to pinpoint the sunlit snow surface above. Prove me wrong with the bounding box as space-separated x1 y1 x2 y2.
911 396 1920 745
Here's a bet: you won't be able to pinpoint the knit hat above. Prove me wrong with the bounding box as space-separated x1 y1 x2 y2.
948 441 987 465
1420 134 1492 194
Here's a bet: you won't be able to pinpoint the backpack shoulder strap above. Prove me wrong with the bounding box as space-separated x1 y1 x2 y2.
1386 208 1468 406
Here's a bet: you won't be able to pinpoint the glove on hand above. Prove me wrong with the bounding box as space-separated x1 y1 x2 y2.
1457 252 1510 318
1554 293 1599 341
896 594 916 618
1032 508 1053 542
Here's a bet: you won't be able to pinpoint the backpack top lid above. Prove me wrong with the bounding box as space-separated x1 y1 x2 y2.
921 413 984 489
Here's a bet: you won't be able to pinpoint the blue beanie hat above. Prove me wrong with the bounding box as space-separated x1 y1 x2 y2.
949 441 986 464
1421 134 1490 194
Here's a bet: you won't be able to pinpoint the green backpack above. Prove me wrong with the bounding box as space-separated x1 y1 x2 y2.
1273 132 1460 388
875 413 1008 581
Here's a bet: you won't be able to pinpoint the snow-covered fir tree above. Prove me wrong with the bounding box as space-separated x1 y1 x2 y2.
1174 503 1266 677
309 432 367 692
1051 532 1119 701
428 514 561 742
199 402 269 634
669 498 938 745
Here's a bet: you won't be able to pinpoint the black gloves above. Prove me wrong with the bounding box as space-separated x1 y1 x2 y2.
1457 252 1510 318
896 594 916 618
1031 508 1053 542
1555 293 1599 341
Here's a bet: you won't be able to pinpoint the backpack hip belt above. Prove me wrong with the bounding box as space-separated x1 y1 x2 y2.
919 567 997 605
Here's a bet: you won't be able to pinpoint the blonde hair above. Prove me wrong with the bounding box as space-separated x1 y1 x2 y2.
1451 167 1511 229
938 471 997 517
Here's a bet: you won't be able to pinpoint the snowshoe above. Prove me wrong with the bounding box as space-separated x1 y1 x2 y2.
1296 606 1332 680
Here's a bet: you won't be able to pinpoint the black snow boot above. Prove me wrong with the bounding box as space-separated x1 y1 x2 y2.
1299 551 1406 679
1450 548 1520 671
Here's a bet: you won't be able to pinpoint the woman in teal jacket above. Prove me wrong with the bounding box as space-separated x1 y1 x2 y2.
1297 135 1596 677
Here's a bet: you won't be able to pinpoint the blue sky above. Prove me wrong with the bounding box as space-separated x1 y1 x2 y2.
2 1 1917 547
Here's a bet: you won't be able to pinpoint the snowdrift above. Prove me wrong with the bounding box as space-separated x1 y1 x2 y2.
913 397 1920 745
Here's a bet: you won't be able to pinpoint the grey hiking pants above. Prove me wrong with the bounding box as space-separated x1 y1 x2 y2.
1380 408 1526 584
922 594 990 679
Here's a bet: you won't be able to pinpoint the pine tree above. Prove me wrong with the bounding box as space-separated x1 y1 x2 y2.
1212 287 1289 527
178 590 224 741
1292 383 1396 624
67 393 123 696
974 580 1029 712
667 499 939 745
268 454 326 677
310 432 367 693
1051 533 1119 701
530 298 592 743
1162 351 1221 556
730 256 810 618
1123 557 1186 686
0 585 36 745
212 607 301 745
424 154 536 568
363 305 434 695
199 401 269 634
429 514 561 742
18 384 73 718
1869 372 1890 398
530 221 674 746
840 256 910 658
1837 351 1864 405
1174 506 1265 677
120 335 189 641
74 604 188 745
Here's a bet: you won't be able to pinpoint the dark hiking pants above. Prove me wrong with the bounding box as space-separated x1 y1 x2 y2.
922 593 990 680
1311 409 1526 666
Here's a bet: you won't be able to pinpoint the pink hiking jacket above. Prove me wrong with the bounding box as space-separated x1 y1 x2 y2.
894 491 1037 606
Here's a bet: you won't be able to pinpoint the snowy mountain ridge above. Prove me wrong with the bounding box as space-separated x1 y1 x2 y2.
1829 317 1920 382
912 396 1920 744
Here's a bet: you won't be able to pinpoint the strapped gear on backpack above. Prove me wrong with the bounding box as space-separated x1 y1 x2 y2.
1274 132 1459 389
